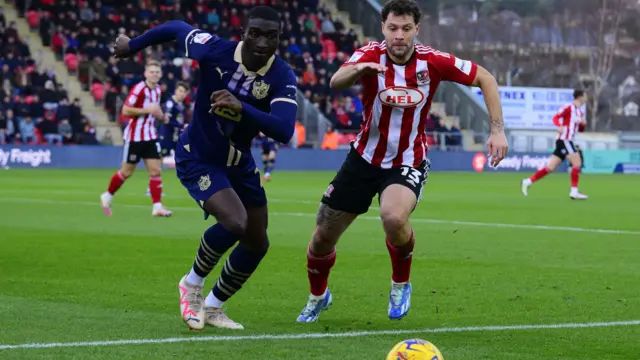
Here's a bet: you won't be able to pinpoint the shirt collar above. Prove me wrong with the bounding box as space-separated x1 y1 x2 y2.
234 41 275 76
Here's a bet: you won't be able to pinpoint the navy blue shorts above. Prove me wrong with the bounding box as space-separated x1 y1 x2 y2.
175 143 266 217
261 143 278 155
159 139 177 157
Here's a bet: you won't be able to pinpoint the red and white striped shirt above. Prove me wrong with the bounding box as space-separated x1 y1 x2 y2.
342 41 478 169
553 103 585 141
122 81 161 142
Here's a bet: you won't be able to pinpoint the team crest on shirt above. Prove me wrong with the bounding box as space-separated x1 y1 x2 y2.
198 174 211 191
417 70 430 85
323 184 334 198
252 80 270 100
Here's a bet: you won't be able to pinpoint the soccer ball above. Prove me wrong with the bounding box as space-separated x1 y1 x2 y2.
386 338 444 360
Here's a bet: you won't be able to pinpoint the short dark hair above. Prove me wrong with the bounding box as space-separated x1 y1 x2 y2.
381 0 422 25
247 6 280 24
176 81 190 91
573 89 585 99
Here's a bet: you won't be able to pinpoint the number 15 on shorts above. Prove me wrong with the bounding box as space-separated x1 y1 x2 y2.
401 166 422 187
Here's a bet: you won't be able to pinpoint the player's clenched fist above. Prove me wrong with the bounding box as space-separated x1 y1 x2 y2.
355 62 388 75
112 34 132 59
210 89 243 113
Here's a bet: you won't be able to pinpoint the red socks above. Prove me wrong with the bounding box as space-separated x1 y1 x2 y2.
386 230 415 283
306 230 415 295
149 176 163 204
107 171 126 195
307 247 336 296
529 168 550 183
571 167 580 187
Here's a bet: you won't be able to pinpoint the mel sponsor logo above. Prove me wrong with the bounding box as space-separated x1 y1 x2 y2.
378 86 424 108
0 148 52 168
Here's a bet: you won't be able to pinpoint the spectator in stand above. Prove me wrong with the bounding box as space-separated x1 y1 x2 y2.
58 119 73 144
294 120 306 148
5 109 16 143
19 116 35 143
78 120 99 145
101 129 114 145
0 111 6 144
321 124 339 150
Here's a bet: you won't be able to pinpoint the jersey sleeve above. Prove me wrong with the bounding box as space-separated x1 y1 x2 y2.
128 21 221 62
341 44 379 67
430 52 478 86
553 105 571 126
270 67 298 107
179 28 221 61
125 84 145 108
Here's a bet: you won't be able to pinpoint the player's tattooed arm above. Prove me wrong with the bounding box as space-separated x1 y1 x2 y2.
472 65 504 134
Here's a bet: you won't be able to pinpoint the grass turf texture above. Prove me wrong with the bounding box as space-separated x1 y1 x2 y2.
0 169 639 359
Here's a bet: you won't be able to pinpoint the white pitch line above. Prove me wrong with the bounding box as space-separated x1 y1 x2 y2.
1 197 639 235
1 320 639 350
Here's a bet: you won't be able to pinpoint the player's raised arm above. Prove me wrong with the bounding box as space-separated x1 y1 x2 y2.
116 20 219 61
330 46 386 90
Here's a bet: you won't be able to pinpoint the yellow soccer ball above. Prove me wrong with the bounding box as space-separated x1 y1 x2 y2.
386 339 444 360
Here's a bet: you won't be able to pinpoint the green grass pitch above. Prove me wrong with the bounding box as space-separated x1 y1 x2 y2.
0 169 639 359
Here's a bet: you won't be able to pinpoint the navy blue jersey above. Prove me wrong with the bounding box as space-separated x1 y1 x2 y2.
127 21 297 211
158 97 186 146
127 22 298 167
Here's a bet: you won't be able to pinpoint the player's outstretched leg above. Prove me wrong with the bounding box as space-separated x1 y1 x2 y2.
101 164 134 216
178 188 247 330
380 184 416 320
521 155 561 196
297 204 357 323
204 206 269 330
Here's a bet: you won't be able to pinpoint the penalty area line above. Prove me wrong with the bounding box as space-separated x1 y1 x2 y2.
1 320 639 350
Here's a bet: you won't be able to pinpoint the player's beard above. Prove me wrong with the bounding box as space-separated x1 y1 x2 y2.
387 40 414 62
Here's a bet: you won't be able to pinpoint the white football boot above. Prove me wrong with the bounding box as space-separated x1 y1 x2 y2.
178 275 205 330
205 307 244 329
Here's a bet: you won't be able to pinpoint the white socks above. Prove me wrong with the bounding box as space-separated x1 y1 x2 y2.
205 291 225 308
186 269 205 287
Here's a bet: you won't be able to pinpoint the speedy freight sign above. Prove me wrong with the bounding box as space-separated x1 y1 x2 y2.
0 145 562 173
473 86 578 129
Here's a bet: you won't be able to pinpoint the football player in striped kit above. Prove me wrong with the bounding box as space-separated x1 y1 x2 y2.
521 89 588 200
296 0 508 323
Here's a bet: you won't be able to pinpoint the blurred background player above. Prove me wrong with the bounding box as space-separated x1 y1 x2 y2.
146 82 189 196
159 82 189 159
296 0 508 323
521 89 588 200
112 7 298 330
257 132 278 182
100 60 173 217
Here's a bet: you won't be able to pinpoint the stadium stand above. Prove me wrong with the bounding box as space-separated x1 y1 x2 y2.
2 0 113 145
345 0 640 132
0 2 98 145
15 0 634 148
16 0 387 148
